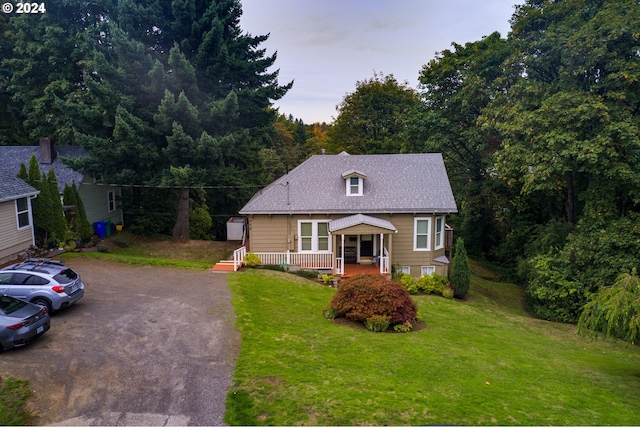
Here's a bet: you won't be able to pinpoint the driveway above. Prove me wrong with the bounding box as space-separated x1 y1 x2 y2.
0 258 240 426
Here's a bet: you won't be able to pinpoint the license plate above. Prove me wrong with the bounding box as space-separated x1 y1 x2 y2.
37 325 44 334
68 284 77 293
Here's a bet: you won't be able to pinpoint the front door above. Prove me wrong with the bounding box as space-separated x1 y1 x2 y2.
360 234 373 258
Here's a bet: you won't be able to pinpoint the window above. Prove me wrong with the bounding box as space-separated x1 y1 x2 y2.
435 216 445 250
421 266 436 276
413 217 432 251
15 197 30 229
398 266 410 275
346 176 363 196
0 272 12 285
108 190 116 212
298 221 330 252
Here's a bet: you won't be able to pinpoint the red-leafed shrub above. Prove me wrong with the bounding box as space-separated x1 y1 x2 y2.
330 274 417 324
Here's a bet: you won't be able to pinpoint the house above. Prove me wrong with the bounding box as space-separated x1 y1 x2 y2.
0 169 39 264
0 138 123 228
238 152 457 278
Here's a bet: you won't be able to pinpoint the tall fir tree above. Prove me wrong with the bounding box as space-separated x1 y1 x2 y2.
450 238 471 299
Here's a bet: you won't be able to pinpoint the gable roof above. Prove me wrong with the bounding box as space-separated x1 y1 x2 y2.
0 145 86 193
0 169 39 203
329 214 397 233
240 153 457 215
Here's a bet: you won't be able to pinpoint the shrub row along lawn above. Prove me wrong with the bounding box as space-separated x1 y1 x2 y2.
225 268 640 426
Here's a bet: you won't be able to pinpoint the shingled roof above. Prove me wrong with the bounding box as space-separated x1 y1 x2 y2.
0 145 86 193
0 169 39 203
240 153 457 214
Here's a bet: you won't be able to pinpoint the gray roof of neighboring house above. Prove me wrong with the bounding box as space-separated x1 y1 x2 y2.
0 169 39 203
0 145 86 193
240 153 458 214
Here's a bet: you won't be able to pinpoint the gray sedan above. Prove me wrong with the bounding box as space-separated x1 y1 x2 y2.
0 295 50 351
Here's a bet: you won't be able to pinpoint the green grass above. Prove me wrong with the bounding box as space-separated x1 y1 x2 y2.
0 377 35 425
225 269 640 425
59 250 213 269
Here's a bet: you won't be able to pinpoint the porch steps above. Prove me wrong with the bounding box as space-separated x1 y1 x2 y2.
211 260 238 272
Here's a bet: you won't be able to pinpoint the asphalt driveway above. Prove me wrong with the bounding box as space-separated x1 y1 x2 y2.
0 258 240 426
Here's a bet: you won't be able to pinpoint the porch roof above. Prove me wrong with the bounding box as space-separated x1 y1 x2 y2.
328 214 397 233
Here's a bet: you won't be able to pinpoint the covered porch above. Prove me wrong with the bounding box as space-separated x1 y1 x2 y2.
329 214 396 276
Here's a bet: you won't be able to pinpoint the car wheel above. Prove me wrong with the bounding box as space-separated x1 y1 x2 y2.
32 298 52 314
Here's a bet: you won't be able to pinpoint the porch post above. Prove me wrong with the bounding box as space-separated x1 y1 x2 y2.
380 233 384 274
341 234 345 274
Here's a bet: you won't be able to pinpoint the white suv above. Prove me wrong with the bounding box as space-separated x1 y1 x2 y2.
0 258 85 313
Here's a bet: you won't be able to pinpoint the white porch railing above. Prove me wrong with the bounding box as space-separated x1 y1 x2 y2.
233 246 247 271
253 251 334 269
335 257 344 275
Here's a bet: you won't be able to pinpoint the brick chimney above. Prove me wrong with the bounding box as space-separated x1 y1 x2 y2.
39 137 55 164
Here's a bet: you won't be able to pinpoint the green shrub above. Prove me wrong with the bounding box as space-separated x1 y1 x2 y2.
97 244 109 253
243 252 261 267
294 269 318 279
433 274 447 294
323 306 338 320
442 285 454 299
399 273 418 294
321 274 335 284
189 206 213 240
416 275 435 294
365 315 391 332
393 319 413 333
330 274 417 324
450 238 471 299
112 235 129 248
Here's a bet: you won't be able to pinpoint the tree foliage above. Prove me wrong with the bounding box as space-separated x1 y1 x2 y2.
450 238 471 299
3 0 292 241
327 72 421 154
578 270 640 344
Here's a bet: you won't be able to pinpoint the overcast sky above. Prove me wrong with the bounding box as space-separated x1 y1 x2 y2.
240 0 524 124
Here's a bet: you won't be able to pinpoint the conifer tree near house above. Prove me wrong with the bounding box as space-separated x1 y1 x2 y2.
450 238 471 299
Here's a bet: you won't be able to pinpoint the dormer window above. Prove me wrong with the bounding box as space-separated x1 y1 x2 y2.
348 176 362 196
342 169 366 196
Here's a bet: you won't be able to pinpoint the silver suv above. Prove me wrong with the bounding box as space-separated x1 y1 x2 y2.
0 258 85 313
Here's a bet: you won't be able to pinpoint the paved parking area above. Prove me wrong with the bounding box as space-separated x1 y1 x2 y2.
0 258 240 426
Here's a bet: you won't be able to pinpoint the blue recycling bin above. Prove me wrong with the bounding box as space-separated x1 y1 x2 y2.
94 221 106 238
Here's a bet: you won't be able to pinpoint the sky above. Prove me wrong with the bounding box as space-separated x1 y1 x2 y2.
240 0 524 124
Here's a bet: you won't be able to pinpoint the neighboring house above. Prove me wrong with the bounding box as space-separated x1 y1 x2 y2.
0 169 39 264
238 152 457 278
0 138 123 228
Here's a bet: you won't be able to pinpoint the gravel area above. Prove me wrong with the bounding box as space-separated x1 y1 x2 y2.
0 258 240 426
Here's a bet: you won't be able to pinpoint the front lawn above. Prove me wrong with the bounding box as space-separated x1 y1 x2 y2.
225 268 640 425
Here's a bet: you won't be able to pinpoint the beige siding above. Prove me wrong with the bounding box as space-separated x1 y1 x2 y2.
0 200 33 262
248 212 450 277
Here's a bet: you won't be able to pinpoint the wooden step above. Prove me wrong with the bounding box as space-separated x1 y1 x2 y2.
211 260 238 271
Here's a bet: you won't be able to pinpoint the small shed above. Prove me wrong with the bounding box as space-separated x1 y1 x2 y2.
226 217 246 241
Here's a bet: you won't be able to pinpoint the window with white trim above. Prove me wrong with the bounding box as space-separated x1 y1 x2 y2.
346 176 363 196
298 220 330 252
421 266 436 276
398 266 410 275
435 216 445 250
15 197 30 229
413 217 432 251
108 190 116 212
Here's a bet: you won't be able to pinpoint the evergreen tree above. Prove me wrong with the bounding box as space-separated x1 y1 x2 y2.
47 169 68 243
450 238 471 299
72 181 92 241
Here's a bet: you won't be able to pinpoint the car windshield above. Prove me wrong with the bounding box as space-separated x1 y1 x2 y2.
53 269 78 284
0 296 27 315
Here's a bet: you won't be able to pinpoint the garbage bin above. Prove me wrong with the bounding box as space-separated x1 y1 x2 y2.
93 221 106 238
105 220 113 237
